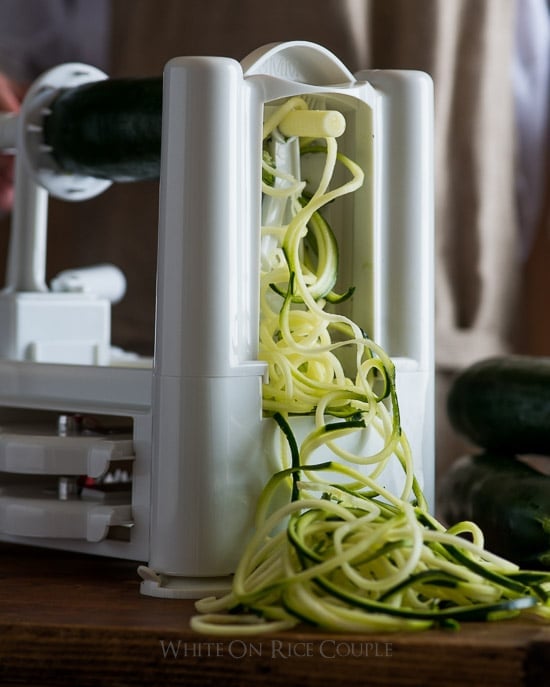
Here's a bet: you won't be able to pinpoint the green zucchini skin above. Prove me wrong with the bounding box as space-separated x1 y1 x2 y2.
440 453 550 569
43 78 162 181
447 355 550 455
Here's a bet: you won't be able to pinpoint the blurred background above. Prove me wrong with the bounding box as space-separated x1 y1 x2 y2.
0 0 547 490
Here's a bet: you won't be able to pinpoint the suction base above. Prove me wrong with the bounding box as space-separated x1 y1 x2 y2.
138 565 232 599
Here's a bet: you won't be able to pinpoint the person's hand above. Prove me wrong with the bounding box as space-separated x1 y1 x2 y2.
0 73 26 213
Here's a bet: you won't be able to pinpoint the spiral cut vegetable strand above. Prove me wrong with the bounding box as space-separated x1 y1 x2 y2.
191 99 550 635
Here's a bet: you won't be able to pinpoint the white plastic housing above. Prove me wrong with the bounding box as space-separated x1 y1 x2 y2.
145 42 434 596
0 292 111 364
149 57 268 584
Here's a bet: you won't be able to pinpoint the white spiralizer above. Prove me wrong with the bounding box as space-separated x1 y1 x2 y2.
0 42 433 598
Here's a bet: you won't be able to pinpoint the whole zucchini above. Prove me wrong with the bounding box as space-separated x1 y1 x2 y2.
44 78 162 181
439 453 550 569
447 355 550 455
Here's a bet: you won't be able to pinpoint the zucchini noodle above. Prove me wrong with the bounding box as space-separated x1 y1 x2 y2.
191 98 550 634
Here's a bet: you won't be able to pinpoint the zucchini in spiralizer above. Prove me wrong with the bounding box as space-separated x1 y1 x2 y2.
440 453 550 570
447 355 550 455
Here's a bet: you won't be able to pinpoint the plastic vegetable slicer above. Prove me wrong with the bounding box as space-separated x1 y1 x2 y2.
0 42 433 598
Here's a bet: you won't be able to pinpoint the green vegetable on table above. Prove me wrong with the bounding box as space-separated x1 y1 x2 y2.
440 453 550 570
444 355 550 571
447 355 550 455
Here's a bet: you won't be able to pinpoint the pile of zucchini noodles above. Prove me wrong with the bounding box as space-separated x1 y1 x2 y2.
191 98 550 635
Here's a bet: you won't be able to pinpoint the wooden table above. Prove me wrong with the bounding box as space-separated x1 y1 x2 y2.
0 542 549 687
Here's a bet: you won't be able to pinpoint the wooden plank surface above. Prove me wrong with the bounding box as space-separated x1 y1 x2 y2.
0 542 548 687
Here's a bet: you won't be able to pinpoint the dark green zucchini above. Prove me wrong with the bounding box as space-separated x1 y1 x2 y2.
447 355 550 455
43 77 162 181
439 453 550 569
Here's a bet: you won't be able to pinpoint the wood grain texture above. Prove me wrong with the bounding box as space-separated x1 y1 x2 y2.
0 543 548 686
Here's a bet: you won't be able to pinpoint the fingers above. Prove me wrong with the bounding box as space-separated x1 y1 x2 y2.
0 73 25 213
0 73 22 113
0 155 14 212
